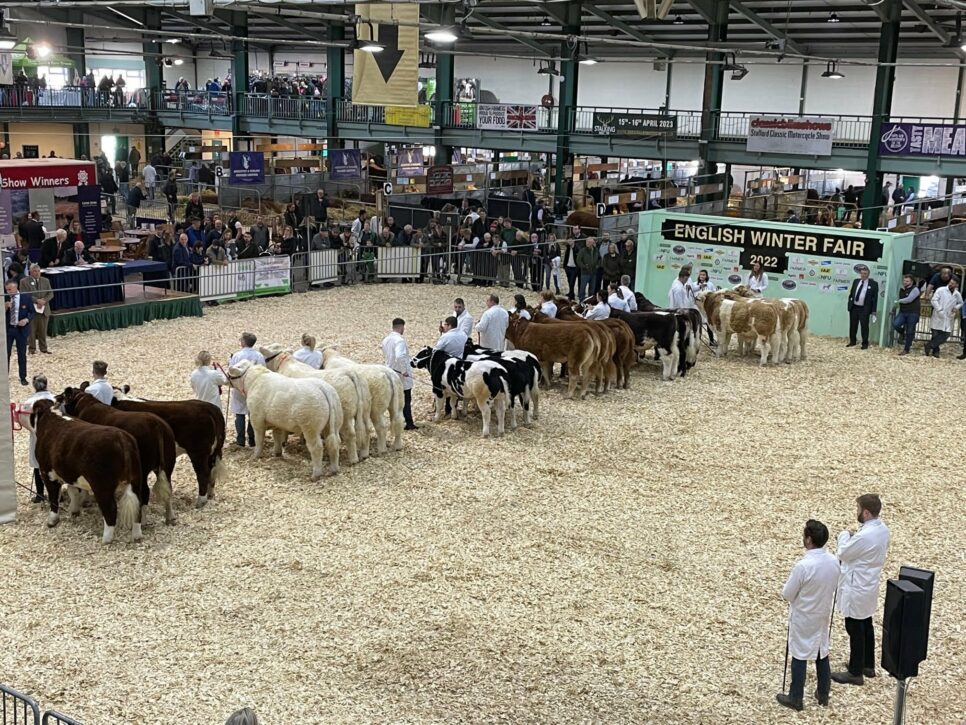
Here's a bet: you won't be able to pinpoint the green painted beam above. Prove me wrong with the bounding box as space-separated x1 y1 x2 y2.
327 24 345 147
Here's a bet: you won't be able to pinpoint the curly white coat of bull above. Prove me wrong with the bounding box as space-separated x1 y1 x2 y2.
227 361 343 479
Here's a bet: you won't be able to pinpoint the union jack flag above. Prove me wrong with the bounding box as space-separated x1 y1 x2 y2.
505 105 537 130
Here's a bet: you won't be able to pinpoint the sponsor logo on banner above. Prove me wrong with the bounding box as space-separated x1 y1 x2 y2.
329 149 361 180
746 115 835 156
426 165 454 195
385 105 431 127
352 3 419 106
397 147 424 177
229 152 265 184
477 104 538 131
878 122 966 157
592 112 677 138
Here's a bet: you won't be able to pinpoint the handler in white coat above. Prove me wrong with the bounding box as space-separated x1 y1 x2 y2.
293 332 323 369
19 375 56 503
229 332 266 447
668 269 695 309
382 317 417 430
776 519 840 712
831 493 891 686
190 350 228 409
476 293 509 351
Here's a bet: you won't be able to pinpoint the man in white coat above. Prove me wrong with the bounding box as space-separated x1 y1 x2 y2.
924 277 962 357
668 268 695 309
476 294 509 351
453 297 473 338
831 493 891 686
229 332 266 447
85 360 114 405
382 317 417 430
777 519 840 711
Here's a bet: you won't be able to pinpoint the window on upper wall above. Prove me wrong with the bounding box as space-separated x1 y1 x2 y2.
38 65 69 90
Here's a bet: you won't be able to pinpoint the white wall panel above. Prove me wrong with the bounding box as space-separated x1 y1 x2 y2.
721 62 801 113
668 61 705 111
453 56 552 104
576 61 668 109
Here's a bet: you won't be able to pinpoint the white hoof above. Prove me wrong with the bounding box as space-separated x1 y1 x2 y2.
195 495 208 509
46 511 60 528
131 523 143 541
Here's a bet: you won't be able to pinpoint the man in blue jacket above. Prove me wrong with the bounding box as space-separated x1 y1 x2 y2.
5 279 34 385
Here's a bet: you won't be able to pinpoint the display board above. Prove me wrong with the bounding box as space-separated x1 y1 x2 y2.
636 211 914 345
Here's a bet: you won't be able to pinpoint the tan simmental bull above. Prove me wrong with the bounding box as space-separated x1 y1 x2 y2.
698 291 782 366
505 315 597 398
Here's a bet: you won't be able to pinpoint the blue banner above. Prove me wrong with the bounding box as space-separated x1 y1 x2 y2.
0 190 11 235
76 184 102 245
879 122 966 158
329 149 361 180
229 151 265 184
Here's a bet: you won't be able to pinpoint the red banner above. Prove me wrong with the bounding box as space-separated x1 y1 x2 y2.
426 164 454 195
0 160 97 190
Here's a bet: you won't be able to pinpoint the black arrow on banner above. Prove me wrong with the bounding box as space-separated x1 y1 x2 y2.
372 24 404 83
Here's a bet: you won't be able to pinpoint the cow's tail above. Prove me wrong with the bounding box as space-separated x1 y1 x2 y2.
319 381 342 471
348 371 370 454
117 483 140 532
383 368 404 451
154 426 173 506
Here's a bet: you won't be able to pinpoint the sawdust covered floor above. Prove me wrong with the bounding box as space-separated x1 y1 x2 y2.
1 283 964 724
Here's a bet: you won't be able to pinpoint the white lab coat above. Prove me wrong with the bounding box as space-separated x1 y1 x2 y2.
668 279 694 309
434 329 468 359
455 309 474 337
608 292 630 312
747 272 769 293
190 365 227 409
782 548 841 660
619 285 637 311
229 346 266 415
86 378 114 405
929 286 963 333
510 307 531 320
836 518 891 620
476 305 509 351
584 302 610 320
540 301 558 318
293 345 322 369
20 390 56 469
382 331 413 391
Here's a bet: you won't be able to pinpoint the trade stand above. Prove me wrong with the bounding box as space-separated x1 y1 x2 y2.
636 210 915 346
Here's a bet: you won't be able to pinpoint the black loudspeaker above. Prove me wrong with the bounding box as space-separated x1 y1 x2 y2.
881 579 927 679
899 566 935 660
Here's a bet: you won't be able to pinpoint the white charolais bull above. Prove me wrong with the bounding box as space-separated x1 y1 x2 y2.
227 360 343 479
318 346 404 454
260 343 372 463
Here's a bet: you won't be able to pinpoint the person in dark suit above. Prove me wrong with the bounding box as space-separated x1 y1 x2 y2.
5 279 34 385
847 266 878 349
62 241 93 266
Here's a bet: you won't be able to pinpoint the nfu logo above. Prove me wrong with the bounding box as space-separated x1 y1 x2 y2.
881 124 909 153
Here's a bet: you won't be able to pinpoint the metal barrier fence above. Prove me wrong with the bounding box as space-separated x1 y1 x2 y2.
1 684 40 725
154 90 231 117
243 94 326 121
41 712 82 725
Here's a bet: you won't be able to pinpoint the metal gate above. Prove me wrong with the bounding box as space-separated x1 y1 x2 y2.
1 684 39 725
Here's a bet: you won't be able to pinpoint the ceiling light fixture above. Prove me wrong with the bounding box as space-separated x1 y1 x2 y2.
540 17 553 27
537 62 561 77
827 12 840 23
165 38 181 45
34 42 51 59
174 58 184 66
821 60 844 79
425 27 458 43
163 58 173 68
672 15 684 25
358 21 384 52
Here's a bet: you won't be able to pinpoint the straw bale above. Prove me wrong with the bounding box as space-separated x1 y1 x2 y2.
0 283 963 724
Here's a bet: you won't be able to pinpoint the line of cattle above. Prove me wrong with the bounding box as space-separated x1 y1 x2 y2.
24 287 809 545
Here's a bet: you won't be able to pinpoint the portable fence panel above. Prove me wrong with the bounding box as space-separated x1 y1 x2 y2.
41 711 82 725
377 247 421 279
198 261 254 302
310 250 339 285
486 198 532 226
387 205 435 230
1 684 40 725
291 252 310 292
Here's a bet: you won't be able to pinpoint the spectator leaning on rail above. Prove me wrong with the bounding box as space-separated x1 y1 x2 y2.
190 350 227 409
229 332 266 448
382 318 418 430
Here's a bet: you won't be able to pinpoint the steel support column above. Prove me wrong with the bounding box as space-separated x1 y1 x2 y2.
327 25 346 148
553 2 581 212
434 51 454 162
947 60 965 196
228 10 248 135
697 0 727 180
65 13 86 84
861 0 900 230
142 8 164 160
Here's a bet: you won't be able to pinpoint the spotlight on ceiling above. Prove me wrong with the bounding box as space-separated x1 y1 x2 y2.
579 57 598 65
540 17 553 26
827 12 840 23
537 62 561 77
174 58 184 66
672 15 684 25
358 20 384 52
165 38 181 44
418 52 437 69
425 27 458 43
730 66 749 81
34 42 51 58
821 60 844 79
163 58 173 67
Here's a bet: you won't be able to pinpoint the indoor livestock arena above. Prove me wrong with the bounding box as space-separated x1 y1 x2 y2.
2 0 966 723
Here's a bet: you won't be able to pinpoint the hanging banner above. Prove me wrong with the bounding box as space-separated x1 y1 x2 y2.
879 122 966 158
352 3 419 106
592 112 677 138
27 188 55 230
0 53 12 85
329 148 362 180
385 105 431 127
426 165 454 195
76 184 103 245
746 116 835 156
397 147 424 178
0 190 12 235
477 104 539 131
228 151 265 184
0 160 96 189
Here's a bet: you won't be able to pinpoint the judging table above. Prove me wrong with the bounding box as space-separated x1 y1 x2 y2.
42 264 125 311
119 259 170 288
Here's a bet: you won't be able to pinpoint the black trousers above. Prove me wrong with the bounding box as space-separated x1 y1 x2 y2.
849 308 870 345
565 266 579 299
403 388 415 427
33 468 44 498
845 616 875 676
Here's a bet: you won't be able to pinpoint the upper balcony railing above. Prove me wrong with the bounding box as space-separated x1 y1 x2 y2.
0 85 149 117
243 93 326 122
154 90 232 117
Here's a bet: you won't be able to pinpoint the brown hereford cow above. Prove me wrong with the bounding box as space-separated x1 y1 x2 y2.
112 387 227 508
505 315 597 399
556 306 636 389
61 388 177 524
31 399 143 544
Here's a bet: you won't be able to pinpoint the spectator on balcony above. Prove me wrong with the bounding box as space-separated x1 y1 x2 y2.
185 192 204 224
114 75 126 106
175 77 190 92
206 78 222 94
142 160 157 199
